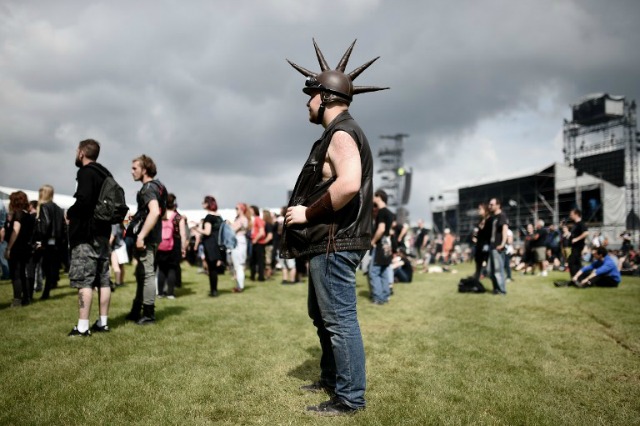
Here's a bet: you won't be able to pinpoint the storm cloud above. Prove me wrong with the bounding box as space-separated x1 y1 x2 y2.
1 0 639 222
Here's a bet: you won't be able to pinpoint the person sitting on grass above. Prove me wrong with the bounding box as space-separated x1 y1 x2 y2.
571 246 621 288
391 248 413 283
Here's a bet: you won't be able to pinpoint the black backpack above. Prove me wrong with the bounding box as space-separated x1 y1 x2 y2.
90 164 129 224
458 276 486 293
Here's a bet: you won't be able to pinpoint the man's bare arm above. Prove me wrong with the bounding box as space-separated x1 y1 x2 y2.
286 131 361 225
326 131 361 210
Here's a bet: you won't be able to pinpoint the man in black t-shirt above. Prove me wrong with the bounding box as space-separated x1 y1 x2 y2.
413 219 429 259
369 189 393 304
66 139 114 336
568 208 588 277
532 219 548 276
126 154 165 325
487 198 509 295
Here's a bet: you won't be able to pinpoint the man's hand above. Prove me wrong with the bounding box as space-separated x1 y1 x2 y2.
286 205 308 226
136 235 146 250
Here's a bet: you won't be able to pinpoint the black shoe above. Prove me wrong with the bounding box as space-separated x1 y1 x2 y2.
209 291 218 297
136 305 155 325
554 280 569 287
300 381 335 396
40 293 50 300
136 316 156 325
306 398 361 416
575 280 591 289
68 326 91 337
125 300 142 322
91 320 110 333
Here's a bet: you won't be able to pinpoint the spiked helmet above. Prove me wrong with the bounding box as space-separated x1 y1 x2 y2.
287 39 389 106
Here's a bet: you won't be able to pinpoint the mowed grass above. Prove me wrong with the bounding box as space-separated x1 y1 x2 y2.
1 262 639 425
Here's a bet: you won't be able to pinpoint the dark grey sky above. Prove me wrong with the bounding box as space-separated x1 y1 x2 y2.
1 0 639 224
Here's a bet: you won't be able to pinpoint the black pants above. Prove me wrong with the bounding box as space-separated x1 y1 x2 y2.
591 275 619 287
568 248 583 277
250 243 265 281
157 263 178 296
41 245 60 297
473 252 488 280
9 256 30 303
206 259 219 294
157 250 178 296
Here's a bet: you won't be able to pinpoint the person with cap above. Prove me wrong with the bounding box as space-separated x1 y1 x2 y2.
281 38 388 416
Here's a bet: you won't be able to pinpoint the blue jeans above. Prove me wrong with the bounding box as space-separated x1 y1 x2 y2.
488 249 506 294
368 248 390 303
0 241 9 279
503 252 512 280
308 250 366 409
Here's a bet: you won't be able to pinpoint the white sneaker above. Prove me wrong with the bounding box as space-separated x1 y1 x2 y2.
541 271 548 277
167 295 176 300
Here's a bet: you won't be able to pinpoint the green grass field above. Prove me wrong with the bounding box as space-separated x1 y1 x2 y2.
1 262 639 425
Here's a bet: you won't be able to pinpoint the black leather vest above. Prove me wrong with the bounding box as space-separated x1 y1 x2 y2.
280 111 373 258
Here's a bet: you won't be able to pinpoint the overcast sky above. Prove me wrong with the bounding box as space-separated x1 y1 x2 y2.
1 0 639 224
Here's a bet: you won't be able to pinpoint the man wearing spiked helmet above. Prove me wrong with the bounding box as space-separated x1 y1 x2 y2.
282 39 388 416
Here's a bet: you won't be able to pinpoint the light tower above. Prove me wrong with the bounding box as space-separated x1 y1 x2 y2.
563 94 640 231
378 133 411 223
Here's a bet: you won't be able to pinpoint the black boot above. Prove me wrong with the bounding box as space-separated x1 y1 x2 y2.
125 300 142 322
136 304 155 325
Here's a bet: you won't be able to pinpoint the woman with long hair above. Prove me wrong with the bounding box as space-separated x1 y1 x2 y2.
34 184 65 299
5 191 35 306
230 203 249 292
192 196 223 297
249 205 266 282
473 203 491 280
262 209 274 280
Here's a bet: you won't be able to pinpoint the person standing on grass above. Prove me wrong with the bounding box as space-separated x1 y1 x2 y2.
66 139 113 336
230 203 249 293
191 196 224 297
532 219 549 276
369 189 393 304
156 194 182 299
33 184 65 300
282 38 388 416
125 155 165 325
5 191 35 307
487 198 508 295
567 208 588 278
250 205 266 282
472 203 491 280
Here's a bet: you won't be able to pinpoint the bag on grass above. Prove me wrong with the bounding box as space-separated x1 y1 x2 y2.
458 276 486 293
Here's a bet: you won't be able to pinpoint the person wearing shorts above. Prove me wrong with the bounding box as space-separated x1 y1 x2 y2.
280 256 298 284
66 139 114 336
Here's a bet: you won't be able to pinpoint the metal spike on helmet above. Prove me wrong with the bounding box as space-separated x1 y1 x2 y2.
287 38 389 105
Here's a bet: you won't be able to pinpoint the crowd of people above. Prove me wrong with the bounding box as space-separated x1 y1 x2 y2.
3 184 635 312
402 201 636 292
